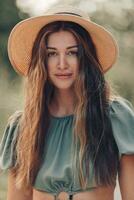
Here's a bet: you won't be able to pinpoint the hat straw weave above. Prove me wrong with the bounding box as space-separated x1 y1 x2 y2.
8 5 118 76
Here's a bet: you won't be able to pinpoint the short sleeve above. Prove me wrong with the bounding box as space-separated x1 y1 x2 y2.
0 111 22 171
109 97 134 156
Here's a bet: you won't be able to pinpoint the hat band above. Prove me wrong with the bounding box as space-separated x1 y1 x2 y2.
55 12 82 17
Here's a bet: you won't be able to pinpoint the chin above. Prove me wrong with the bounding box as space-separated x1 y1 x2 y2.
55 86 73 90
52 81 74 89
54 84 74 90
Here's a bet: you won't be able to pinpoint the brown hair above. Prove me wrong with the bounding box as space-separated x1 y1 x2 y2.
11 21 119 189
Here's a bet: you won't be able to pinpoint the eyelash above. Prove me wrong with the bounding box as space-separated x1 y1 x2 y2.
68 51 78 56
47 51 78 57
47 52 57 57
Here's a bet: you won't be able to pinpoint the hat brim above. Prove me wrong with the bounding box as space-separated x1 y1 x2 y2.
8 14 118 76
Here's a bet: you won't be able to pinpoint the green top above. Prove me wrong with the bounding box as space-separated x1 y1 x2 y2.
0 98 134 196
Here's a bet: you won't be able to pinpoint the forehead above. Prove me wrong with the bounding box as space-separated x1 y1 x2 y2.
47 30 78 48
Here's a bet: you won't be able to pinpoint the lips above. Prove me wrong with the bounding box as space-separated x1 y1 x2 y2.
55 73 72 76
55 73 72 79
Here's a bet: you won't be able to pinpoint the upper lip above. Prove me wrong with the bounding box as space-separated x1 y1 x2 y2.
55 73 72 76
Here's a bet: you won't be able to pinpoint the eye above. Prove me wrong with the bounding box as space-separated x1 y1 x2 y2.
47 51 57 57
67 51 78 56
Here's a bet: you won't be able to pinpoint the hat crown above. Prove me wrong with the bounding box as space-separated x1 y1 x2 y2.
8 4 118 76
45 4 89 19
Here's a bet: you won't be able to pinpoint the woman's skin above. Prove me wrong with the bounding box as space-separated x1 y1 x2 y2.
7 30 134 200
47 30 78 116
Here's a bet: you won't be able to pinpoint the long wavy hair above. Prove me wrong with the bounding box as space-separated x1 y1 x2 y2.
11 21 119 189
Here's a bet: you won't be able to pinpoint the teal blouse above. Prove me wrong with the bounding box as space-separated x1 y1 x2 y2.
0 98 134 196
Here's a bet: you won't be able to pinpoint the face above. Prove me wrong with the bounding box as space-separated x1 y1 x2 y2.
46 30 79 90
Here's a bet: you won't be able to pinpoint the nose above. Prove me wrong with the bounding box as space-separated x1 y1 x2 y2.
57 53 68 70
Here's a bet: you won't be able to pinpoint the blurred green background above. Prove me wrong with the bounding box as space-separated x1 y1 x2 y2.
0 0 134 199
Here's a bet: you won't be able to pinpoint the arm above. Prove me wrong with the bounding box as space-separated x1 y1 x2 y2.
7 170 33 200
118 154 134 200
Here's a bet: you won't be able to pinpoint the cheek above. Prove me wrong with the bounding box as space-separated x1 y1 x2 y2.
72 59 79 73
67 56 78 64
47 58 57 73
47 56 59 66
67 58 79 72
46 65 53 81
47 57 79 74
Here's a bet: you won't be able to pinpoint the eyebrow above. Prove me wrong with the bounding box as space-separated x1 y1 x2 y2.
46 45 79 50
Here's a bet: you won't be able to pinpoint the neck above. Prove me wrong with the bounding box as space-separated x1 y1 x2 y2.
49 89 77 116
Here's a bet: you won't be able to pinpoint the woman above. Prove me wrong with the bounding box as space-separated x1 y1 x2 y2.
0 5 134 200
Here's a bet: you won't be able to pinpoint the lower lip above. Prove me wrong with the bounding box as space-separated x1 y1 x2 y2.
55 75 72 79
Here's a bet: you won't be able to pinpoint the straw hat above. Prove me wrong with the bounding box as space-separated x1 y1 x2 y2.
8 5 118 76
